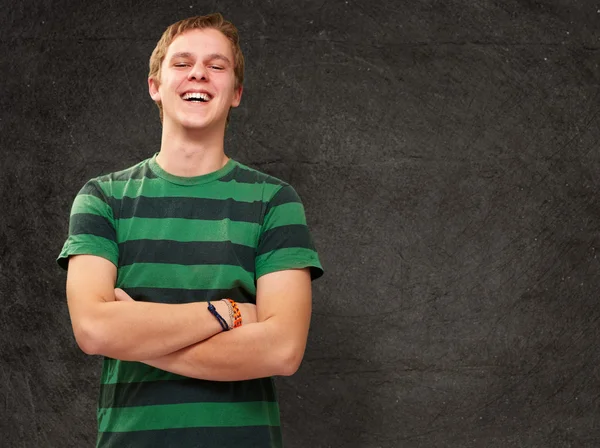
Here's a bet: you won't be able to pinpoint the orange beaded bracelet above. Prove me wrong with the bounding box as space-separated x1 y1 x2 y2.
223 298 242 328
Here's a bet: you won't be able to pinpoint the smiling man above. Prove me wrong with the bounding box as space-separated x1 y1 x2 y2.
57 13 323 448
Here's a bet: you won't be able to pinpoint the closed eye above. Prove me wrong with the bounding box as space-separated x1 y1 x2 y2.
209 65 224 70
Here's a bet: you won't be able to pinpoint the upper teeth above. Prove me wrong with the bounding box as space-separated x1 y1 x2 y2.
183 92 210 101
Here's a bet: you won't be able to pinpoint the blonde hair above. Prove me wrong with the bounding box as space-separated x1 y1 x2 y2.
148 13 245 122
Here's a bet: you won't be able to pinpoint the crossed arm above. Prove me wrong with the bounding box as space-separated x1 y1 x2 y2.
66 254 312 381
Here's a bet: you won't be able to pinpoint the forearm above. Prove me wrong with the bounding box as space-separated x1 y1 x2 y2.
77 300 227 361
144 319 303 381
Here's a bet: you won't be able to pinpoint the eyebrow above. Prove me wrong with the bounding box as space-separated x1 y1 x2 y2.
170 52 194 60
170 52 231 64
204 53 231 64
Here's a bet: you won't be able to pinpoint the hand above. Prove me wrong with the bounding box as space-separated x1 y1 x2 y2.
114 288 135 302
237 302 258 325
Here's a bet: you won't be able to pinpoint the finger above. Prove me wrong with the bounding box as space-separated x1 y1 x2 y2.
114 288 134 301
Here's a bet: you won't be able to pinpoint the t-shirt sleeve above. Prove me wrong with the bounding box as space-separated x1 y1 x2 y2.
255 184 324 281
56 180 119 271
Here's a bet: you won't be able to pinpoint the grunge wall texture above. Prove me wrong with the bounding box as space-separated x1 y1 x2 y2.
1 1 599 446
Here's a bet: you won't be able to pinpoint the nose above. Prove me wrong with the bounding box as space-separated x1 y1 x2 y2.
188 63 207 81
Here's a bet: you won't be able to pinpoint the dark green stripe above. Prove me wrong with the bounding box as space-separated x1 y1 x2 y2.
70 213 116 242
79 181 107 201
264 185 300 216
218 164 286 186
99 377 276 408
117 240 255 272
98 401 281 431
258 224 314 256
124 286 254 304
97 425 282 448
109 196 262 222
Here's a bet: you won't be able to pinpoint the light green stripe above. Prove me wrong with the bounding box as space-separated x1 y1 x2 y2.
71 194 110 216
255 248 321 279
98 401 281 432
117 217 260 246
264 202 307 229
103 178 280 202
59 235 119 266
101 359 187 385
118 263 256 292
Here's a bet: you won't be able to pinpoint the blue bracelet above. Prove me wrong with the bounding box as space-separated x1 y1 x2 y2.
207 301 230 331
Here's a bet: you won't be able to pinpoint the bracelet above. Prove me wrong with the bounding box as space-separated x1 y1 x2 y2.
221 299 235 330
207 301 229 331
225 298 242 328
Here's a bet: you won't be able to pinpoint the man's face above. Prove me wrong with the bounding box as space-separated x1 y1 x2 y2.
149 28 242 131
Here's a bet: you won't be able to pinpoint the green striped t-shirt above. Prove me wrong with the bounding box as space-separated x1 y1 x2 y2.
57 154 324 448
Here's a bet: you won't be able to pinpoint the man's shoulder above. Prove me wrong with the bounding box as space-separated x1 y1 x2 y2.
92 157 155 184
76 156 155 200
226 160 290 189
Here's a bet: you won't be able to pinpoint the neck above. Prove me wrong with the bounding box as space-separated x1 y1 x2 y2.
156 119 228 177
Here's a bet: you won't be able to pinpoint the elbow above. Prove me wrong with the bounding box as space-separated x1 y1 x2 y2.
72 318 105 355
276 344 306 376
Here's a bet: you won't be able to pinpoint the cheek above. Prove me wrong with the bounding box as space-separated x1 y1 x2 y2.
162 73 182 91
218 79 238 97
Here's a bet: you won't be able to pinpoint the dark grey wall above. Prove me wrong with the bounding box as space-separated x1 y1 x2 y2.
2 0 599 447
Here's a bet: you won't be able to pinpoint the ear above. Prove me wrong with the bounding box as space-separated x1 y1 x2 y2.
230 85 243 108
148 77 161 102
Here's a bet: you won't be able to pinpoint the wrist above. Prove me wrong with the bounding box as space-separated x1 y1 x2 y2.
207 300 232 331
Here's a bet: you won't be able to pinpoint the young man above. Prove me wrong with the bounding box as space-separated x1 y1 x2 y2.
57 13 323 448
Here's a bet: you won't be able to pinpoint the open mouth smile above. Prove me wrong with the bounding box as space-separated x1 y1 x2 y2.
181 91 212 103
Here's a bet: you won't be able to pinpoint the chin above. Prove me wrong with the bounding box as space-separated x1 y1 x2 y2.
179 113 226 131
176 115 211 130
181 120 210 130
